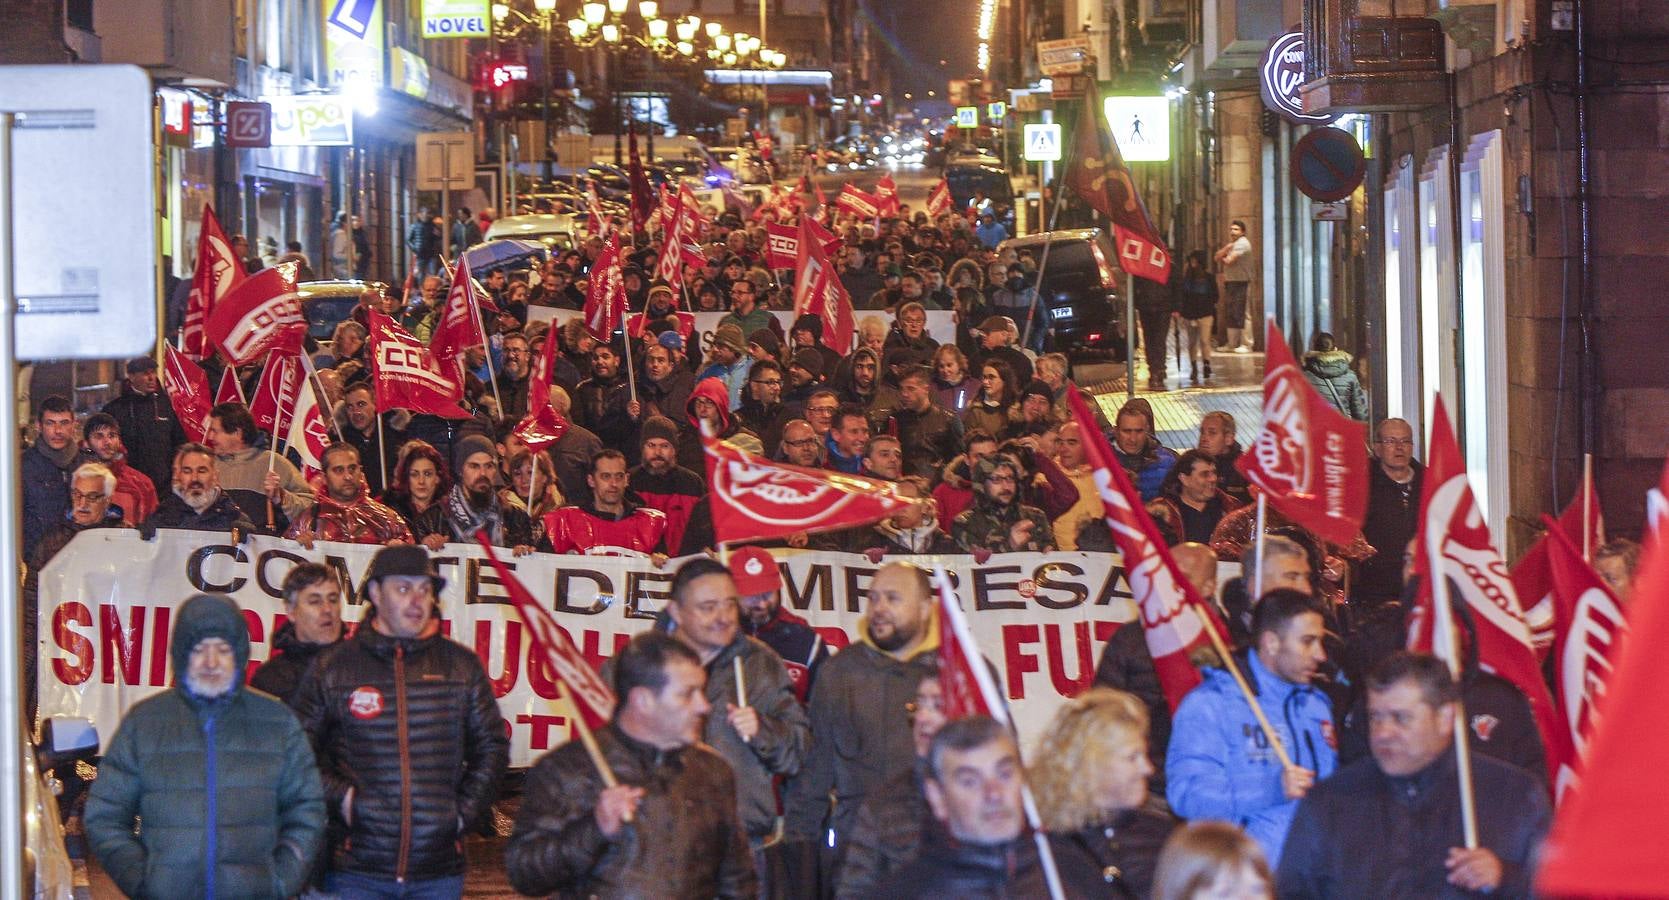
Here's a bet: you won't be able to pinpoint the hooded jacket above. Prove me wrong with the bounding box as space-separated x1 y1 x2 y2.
1166 650 1337 867
628 463 704 556
85 594 326 899
885 402 964 481
951 457 1056 553
291 616 509 882
676 376 762 475
1301 349 1369 421
1114 437 1179 504
785 616 941 845
505 724 757 899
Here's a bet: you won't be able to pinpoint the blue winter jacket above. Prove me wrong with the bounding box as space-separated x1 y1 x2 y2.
1115 442 1179 502
1166 651 1337 867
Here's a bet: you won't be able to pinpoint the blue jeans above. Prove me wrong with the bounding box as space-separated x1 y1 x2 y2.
322 871 465 900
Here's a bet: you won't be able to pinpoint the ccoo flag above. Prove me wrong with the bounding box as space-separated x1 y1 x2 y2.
1235 319 1369 547
182 204 247 360
1065 84 1172 283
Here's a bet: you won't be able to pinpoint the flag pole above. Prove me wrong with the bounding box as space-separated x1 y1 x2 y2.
1253 492 1268 602
1583 452 1594 561
553 682 630 824
622 329 639 406
1427 494 1480 848
1196 594 1295 770
733 654 751 744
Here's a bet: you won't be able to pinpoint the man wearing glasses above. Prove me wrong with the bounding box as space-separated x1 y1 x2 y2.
1358 418 1423 605
720 276 775 339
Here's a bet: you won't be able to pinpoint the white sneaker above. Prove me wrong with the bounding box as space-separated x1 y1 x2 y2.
1233 344 1252 354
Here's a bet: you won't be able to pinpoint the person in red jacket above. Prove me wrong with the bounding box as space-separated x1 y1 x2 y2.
628 416 703 553
543 449 668 556
286 444 414 548
81 412 158 525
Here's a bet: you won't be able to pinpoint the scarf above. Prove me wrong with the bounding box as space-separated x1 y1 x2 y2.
35 439 80 471
875 518 942 552
444 483 504 544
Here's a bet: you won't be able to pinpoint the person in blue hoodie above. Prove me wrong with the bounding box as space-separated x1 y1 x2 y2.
1166 589 1337 868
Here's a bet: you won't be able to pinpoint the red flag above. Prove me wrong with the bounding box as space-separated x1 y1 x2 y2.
204 263 306 366
248 350 305 435
655 189 686 286
366 311 471 419
835 184 881 220
1068 389 1229 709
214 364 245 406
1408 396 1563 785
475 533 617 729
1065 84 1172 283
430 255 489 366
1508 475 1603 660
586 179 612 238
1536 525 1669 894
284 370 331 479
582 234 627 342
702 429 911 544
753 130 774 160
874 173 900 216
1543 516 1627 801
1234 320 1369 547
162 344 214 443
765 221 799 270
1647 456 1669 547
627 126 654 233
934 568 1008 723
813 179 827 212
926 179 952 218
513 405 571 454
792 217 854 354
182 204 247 360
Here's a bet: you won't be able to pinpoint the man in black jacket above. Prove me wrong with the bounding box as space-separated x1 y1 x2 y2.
101 356 187 495
23 395 81 559
837 673 946 899
250 563 344 706
874 716 1101 898
506 631 757 898
144 443 257 535
886 366 963 482
1276 653 1551 899
293 545 508 896
1357 417 1424 606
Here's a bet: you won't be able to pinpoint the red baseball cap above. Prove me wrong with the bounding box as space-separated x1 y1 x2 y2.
728 546 782 596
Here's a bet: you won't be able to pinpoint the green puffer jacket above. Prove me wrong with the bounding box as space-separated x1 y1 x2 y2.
85 594 326 899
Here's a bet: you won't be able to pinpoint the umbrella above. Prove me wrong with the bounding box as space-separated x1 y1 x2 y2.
461 239 546 272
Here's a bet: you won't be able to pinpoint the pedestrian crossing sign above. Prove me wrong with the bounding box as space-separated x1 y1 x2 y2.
986 101 1007 120
1024 123 1062 161
956 106 979 128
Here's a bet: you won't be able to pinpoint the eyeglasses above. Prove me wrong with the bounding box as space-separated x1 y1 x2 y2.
69 490 108 503
807 405 837 415
752 379 783 387
1375 438 1414 447
785 438 817 448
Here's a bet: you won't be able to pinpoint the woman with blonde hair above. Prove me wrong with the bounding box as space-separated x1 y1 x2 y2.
1151 822 1272 900
1031 688 1177 899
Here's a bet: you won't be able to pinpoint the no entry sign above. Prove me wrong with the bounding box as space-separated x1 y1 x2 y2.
1291 127 1365 202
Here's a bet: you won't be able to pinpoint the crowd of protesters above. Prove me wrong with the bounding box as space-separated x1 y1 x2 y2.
27 194 1601 899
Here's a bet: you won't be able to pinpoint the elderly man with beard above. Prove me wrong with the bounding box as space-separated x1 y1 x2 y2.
507 631 757 898
80 412 157 524
285 443 414 548
629 416 703 553
294 545 509 896
951 455 1056 554
87 594 325 899
145 443 258 534
545 449 667 556
573 342 637 457
787 563 942 870
443 434 535 553
731 546 829 703
604 559 809 869
493 331 534 421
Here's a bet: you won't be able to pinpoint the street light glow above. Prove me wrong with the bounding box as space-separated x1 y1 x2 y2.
638 0 658 19
647 17 668 38
583 2 606 25
607 0 629 15
491 2 510 22
976 0 997 41
714 33 731 51
533 0 557 12
675 18 697 41
705 21 722 38
602 22 621 41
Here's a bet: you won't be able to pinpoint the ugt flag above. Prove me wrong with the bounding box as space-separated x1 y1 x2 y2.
162 345 213 443
702 430 910 544
583 235 627 342
791 216 854 354
1235 319 1369 547
182 204 246 360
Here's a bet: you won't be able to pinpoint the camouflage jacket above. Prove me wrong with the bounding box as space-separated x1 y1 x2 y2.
951 494 1057 553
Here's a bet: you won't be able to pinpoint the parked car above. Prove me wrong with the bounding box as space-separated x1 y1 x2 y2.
996 228 1125 356
485 213 580 250
297 280 383 341
945 159 1014 211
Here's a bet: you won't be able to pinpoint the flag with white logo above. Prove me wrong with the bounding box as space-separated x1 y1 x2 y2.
702 430 910 544
204 263 306 366
366 311 471 419
162 345 214 443
583 234 627 342
182 204 247 360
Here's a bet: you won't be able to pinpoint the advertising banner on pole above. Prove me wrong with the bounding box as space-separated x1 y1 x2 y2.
37 532 1233 767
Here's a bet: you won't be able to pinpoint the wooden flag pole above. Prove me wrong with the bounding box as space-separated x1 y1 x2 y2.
1428 507 1480 848
554 682 631 823
1197 599 1295 771
733 654 750 744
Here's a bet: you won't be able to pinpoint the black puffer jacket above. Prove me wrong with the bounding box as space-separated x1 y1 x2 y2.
250 621 343 708
505 725 757 899
292 619 509 881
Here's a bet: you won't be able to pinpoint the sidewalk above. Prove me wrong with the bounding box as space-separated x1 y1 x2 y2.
1079 335 1265 451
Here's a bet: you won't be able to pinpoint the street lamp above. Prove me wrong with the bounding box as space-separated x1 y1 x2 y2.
647 17 668 40
607 0 628 15
583 2 606 25
638 0 658 18
533 0 556 11
601 23 621 42
675 18 697 41
705 21 722 38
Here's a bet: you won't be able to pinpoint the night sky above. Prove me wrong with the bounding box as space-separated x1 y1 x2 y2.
870 0 980 108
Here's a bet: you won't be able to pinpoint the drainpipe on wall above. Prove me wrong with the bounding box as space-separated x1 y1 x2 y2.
1574 0 1597 460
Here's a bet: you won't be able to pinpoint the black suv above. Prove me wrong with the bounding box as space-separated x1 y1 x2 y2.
997 228 1124 355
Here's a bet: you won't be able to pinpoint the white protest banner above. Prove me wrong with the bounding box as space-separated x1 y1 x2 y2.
38 531 1233 766
528 306 957 356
